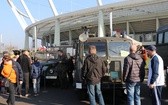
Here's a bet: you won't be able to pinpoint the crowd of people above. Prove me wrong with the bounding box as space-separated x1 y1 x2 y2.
0 44 166 105
81 44 165 105
0 49 75 105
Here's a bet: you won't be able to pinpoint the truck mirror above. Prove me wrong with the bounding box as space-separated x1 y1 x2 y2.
79 33 87 42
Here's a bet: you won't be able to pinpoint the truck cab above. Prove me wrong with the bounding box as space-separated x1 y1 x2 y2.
74 36 141 94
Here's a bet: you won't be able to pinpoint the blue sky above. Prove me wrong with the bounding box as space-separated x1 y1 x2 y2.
0 0 124 49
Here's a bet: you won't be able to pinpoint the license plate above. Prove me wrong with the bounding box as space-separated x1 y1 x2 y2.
45 76 57 79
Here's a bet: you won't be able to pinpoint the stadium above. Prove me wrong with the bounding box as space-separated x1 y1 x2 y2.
8 0 168 50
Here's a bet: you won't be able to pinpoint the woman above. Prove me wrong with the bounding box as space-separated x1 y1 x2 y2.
1 55 23 105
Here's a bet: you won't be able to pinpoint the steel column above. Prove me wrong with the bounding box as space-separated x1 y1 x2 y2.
24 33 29 49
110 12 113 36
97 0 103 6
54 19 60 46
98 10 105 37
69 30 72 45
49 34 53 46
126 21 130 36
32 26 37 52
156 18 160 31
48 0 59 16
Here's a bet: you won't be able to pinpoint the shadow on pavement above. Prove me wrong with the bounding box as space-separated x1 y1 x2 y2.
0 87 88 105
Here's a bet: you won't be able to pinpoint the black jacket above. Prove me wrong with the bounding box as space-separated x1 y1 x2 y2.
81 54 106 85
17 54 31 73
123 53 145 83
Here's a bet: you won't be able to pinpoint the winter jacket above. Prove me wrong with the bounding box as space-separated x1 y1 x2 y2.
81 54 106 85
31 61 42 79
0 60 23 86
17 54 31 73
123 53 145 83
1 64 17 83
147 54 165 86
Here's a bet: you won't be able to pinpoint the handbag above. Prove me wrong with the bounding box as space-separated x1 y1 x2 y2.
1 69 12 87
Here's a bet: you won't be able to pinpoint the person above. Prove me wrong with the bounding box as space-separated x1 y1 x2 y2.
0 55 23 105
12 50 20 61
17 50 31 97
31 57 42 96
67 56 75 87
123 45 145 105
0 51 10 94
140 46 148 61
56 50 68 89
81 45 106 105
145 45 165 105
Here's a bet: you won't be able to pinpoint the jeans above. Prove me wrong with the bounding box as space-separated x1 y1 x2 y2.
7 82 16 105
87 83 105 105
32 78 40 94
126 82 141 105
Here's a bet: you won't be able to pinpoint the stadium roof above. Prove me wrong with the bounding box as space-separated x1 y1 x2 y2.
26 0 168 39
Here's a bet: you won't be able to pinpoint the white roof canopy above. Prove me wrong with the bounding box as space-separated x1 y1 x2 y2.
26 0 168 39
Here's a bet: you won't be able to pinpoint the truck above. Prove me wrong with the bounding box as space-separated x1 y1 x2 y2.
155 25 168 88
74 34 142 100
34 45 74 87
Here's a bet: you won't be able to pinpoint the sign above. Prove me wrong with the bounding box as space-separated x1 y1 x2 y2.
76 83 82 89
110 71 119 79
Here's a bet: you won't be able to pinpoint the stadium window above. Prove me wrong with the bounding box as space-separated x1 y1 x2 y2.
164 31 168 43
158 33 163 44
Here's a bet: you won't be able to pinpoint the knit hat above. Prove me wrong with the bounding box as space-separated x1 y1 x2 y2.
146 45 156 51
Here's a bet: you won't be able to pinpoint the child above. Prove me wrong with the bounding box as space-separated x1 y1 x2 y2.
31 57 42 96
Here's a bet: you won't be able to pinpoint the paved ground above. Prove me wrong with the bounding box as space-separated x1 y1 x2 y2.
0 87 87 105
0 83 168 105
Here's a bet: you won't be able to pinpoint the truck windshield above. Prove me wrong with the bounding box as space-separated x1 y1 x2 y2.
84 42 106 57
108 42 130 57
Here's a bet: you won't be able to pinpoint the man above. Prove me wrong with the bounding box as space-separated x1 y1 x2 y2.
82 45 106 105
56 50 68 88
146 45 165 105
1 55 23 105
17 50 31 97
123 45 145 105
0 51 9 94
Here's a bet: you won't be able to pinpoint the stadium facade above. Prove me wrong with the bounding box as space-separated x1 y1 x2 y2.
8 0 168 51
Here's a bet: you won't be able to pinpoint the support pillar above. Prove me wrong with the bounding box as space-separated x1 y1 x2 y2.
41 37 45 46
32 26 37 52
98 10 105 37
24 33 29 49
49 34 52 46
97 0 103 6
110 12 113 36
156 18 160 31
54 19 60 46
69 30 72 45
45 36 48 47
126 21 130 36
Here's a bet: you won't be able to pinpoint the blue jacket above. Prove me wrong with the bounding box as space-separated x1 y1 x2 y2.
31 61 42 79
